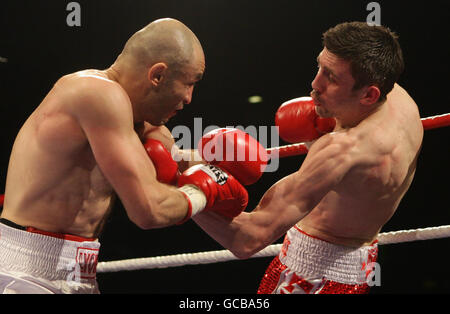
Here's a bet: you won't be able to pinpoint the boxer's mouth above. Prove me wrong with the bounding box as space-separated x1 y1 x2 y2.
310 91 322 106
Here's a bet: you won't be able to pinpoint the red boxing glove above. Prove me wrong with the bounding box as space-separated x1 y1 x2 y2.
144 139 180 185
275 97 336 143
177 164 248 221
198 128 268 185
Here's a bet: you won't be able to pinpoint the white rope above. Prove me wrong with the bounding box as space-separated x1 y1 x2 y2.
376 225 450 244
96 224 450 273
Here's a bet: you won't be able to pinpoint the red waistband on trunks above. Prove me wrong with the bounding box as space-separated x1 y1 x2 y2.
25 227 96 242
293 225 328 242
293 224 378 246
0 218 95 242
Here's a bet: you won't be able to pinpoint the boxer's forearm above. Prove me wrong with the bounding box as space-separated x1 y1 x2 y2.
193 203 295 259
193 173 316 259
120 181 191 229
192 211 260 259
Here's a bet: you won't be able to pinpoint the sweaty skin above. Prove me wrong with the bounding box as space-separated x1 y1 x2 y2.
193 49 423 256
1 19 205 238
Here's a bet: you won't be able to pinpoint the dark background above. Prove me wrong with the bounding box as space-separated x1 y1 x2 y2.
1 0 449 294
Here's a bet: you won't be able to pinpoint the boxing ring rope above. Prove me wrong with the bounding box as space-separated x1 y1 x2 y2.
97 224 450 273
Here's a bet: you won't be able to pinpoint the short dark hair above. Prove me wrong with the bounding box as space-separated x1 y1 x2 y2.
323 22 404 102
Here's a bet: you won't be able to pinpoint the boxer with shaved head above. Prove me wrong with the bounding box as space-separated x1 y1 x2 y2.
0 18 249 293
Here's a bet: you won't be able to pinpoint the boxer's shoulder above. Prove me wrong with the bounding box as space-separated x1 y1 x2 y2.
307 129 357 157
51 70 132 123
56 70 125 98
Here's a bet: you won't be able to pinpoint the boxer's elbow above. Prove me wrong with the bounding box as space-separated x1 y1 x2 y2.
228 241 257 260
230 249 253 260
230 245 262 260
228 222 274 260
131 217 154 230
229 235 272 260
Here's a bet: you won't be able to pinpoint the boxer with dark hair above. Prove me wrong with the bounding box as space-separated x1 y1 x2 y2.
193 22 423 294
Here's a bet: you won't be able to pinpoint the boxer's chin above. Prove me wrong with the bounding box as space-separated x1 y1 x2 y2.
315 105 333 118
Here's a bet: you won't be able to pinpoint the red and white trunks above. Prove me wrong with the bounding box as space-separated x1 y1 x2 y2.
0 219 100 294
257 225 378 294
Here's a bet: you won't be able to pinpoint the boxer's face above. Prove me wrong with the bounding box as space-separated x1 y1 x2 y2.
149 47 205 125
311 48 363 119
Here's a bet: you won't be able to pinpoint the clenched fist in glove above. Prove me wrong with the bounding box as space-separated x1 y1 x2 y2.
177 164 248 223
198 128 268 185
144 139 180 185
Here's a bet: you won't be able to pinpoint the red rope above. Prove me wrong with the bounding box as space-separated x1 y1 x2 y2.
421 113 450 130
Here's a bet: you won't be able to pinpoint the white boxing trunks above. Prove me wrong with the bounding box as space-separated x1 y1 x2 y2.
0 219 100 294
258 225 378 294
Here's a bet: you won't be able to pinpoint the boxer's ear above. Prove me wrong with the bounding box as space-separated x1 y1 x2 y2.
148 63 168 86
361 85 381 106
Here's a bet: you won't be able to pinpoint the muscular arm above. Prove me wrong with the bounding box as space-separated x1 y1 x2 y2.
193 132 367 258
70 78 189 229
